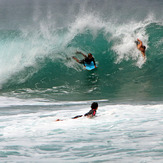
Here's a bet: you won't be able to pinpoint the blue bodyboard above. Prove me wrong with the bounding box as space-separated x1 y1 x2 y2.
85 61 97 70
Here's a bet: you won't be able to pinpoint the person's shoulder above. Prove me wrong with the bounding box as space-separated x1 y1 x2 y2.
84 109 92 116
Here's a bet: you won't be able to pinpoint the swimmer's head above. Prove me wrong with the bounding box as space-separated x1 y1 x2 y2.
88 53 93 58
91 102 98 110
135 41 139 45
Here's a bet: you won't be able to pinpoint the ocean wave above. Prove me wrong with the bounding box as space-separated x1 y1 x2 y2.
0 3 162 101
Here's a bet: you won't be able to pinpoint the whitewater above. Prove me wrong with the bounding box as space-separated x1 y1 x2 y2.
0 0 163 162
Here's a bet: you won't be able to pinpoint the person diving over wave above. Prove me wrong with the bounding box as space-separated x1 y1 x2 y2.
135 38 146 59
55 102 98 121
72 51 97 68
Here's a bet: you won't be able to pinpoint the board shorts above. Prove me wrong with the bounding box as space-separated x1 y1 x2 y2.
79 59 85 64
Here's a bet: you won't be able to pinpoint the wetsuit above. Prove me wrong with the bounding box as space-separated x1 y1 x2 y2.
79 57 96 66
72 109 97 119
84 109 96 117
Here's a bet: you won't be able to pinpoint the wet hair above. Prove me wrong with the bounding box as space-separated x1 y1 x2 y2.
88 53 92 57
91 102 98 109
135 41 139 45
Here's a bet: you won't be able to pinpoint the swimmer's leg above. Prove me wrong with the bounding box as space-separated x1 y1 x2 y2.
72 115 83 119
141 52 146 60
72 56 80 63
55 119 63 121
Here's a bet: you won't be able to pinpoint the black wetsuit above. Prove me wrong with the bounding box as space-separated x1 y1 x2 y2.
84 109 96 117
80 57 96 66
72 109 97 119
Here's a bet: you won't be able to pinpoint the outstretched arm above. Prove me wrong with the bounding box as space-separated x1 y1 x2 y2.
72 56 80 63
137 38 142 46
76 51 87 58
93 58 97 68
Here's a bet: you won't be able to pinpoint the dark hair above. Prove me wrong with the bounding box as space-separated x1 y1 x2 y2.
88 53 92 57
135 41 139 45
91 102 98 109
143 46 146 50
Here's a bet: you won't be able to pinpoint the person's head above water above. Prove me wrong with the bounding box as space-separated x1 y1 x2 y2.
88 53 93 58
135 40 139 45
91 102 98 110
135 40 146 50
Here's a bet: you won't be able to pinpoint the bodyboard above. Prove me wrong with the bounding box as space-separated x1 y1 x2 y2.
85 61 97 70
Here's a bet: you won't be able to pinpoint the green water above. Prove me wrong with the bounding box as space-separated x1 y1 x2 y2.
0 0 162 102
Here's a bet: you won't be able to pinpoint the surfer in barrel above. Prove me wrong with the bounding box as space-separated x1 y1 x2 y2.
72 51 97 68
135 38 146 59
56 102 98 121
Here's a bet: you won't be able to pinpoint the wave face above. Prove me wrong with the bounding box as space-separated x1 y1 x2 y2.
0 0 163 102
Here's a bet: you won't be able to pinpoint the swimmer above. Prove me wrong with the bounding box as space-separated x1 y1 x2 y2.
135 38 146 59
55 102 98 121
72 51 97 68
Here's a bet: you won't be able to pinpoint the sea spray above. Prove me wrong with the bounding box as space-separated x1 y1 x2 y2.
0 0 162 101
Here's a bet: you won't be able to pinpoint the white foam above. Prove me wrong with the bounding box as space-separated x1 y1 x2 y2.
64 12 159 70
1 104 163 139
0 95 108 107
1 103 163 162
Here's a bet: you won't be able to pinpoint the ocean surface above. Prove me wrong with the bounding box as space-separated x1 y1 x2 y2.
0 0 163 162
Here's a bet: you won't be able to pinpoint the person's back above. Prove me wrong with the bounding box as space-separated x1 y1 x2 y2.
84 56 95 64
84 102 98 118
136 38 146 59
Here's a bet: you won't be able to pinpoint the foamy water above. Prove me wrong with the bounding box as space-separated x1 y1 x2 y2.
0 0 163 162
0 98 163 162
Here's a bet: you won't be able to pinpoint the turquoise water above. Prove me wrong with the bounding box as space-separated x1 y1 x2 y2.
0 8 162 102
0 0 163 162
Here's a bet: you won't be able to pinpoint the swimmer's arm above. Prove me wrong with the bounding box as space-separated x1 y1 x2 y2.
76 51 87 58
94 61 97 68
137 38 142 46
93 58 97 68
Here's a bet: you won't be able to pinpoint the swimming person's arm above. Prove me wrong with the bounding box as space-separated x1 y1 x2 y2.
137 39 142 47
76 51 87 58
92 58 97 68
83 61 86 67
